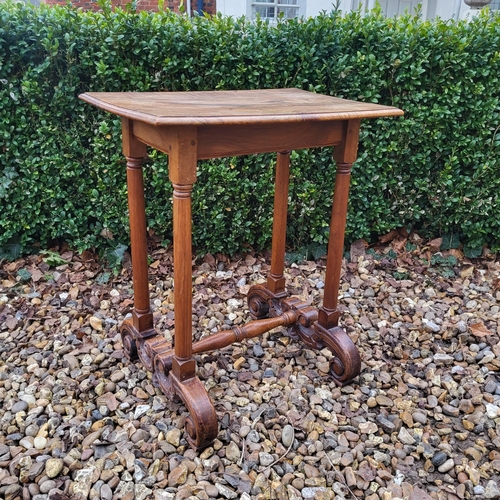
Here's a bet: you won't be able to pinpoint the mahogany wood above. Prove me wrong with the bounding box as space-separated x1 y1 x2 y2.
168 372 218 450
319 120 361 329
137 312 299 379
80 89 403 450
196 122 343 159
132 120 346 160
80 89 403 126
138 336 171 372
315 324 362 386
125 151 153 333
122 117 147 158
172 182 196 381
194 311 296 352
167 126 199 383
268 151 290 295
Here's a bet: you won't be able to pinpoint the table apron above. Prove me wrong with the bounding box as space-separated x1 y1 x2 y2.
131 120 346 159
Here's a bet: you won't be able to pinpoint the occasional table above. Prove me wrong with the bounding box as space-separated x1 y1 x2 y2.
80 89 403 449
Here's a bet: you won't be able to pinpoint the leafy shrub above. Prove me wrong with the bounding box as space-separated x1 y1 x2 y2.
0 2 499 255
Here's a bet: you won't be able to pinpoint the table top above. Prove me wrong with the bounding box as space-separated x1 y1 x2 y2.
79 88 403 126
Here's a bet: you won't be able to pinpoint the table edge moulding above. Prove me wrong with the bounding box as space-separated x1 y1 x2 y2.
79 88 404 450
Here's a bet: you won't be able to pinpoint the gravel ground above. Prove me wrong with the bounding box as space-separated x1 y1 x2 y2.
1 242 500 500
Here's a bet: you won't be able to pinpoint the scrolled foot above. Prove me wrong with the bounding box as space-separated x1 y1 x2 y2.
247 284 290 320
120 320 139 360
171 374 219 450
247 285 271 319
315 324 361 386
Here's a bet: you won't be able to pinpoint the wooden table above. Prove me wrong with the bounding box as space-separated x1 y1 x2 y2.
80 89 403 449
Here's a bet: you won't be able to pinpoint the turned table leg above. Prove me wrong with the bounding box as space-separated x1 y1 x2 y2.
119 119 156 360
248 151 291 319
171 182 197 382
316 120 362 386
126 156 154 333
268 150 290 295
165 128 218 450
318 160 351 330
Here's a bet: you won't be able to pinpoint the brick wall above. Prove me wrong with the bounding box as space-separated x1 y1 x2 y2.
43 0 216 14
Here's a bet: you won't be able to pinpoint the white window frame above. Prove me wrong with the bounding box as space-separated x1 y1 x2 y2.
249 0 306 22
490 0 500 10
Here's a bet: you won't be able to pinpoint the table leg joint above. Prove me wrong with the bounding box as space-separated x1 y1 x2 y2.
267 275 287 294
247 284 287 319
132 309 154 332
120 319 157 361
318 306 341 330
172 357 196 382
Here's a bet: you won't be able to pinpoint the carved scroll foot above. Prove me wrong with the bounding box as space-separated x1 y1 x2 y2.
247 284 287 319
315 323 361 386
154 355 218 449
120 317 218 449
170 373 218 450
247 285 272 319
120 320 141 360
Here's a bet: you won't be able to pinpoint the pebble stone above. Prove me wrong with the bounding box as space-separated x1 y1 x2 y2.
11 401 29 413
281 424 294 447
44 458 64 479
1 249 500 500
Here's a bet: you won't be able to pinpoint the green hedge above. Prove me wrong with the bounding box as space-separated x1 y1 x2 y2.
1 2 499 256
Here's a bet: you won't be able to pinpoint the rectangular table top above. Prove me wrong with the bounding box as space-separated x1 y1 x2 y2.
79 88 403 127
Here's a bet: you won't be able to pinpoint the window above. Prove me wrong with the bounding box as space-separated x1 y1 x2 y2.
252 0 303 21
490 0 500 10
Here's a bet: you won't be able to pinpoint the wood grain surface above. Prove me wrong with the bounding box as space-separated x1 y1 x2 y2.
80 88 403 126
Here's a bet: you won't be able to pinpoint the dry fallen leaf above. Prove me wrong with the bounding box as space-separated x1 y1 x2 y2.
460 266 475 278
5 261 23 273
31 269 44 282
449 248 464 260
379 229 398 244
70 272 85 283
350 239 368 262
203 253 216 267
392 236 407 253
298 261 317 272
245 254 257 266
409 231 423 243
428 238 443 253
470 321 492 337
80 250 94 262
